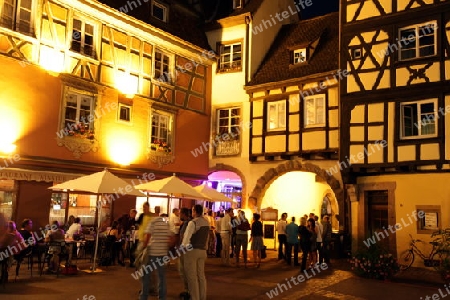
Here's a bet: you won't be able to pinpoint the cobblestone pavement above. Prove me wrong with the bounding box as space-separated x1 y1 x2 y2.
0 251 446 300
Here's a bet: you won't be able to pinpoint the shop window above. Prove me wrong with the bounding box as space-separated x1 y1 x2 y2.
0 180 16 221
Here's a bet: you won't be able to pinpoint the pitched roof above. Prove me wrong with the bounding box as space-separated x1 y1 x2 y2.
203 0 264 21
247 12 339 87
99 0 211 50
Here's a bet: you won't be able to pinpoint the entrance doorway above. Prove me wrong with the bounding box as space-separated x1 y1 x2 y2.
367 190 389 251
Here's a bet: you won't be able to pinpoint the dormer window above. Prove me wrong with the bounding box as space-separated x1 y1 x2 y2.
293 48 307 64
151 0 168 22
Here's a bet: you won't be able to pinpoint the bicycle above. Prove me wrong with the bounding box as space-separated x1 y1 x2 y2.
398 233 450 271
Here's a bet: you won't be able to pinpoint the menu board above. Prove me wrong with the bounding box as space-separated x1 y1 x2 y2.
424 212 438 230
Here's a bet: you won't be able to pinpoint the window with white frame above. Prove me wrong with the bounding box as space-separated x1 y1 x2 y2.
216 107 241 137
62 89 95 138
219 42 242 72
267 100 286 131
71 17 95 57
293 48 307 64
151 0 167 22
0 0 34 35
154 50 171 83
399 22 436 61
400 99 437 139
118 103 132 122
150 110 173 153
304 94 325 127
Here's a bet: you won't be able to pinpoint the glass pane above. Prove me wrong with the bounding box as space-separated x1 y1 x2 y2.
316 97 325 124
20 0 32 10
400 49 415 60
119 106 130 121
152 4 165 21
305 98 315 125
73 18 82 31
222 45 231 54
402 104 417 137
85 23 93 35
1 0 14 29
219 109 229 118
420 102 435 135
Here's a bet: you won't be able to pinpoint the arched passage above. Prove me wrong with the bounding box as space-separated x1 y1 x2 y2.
209 163 247 207
248 160 344 225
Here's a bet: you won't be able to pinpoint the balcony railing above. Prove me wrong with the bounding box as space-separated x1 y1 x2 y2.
215 139 240 156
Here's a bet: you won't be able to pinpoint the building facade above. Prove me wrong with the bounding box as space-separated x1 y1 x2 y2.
340 0 450 262
0 0 214 229
201 0 345 242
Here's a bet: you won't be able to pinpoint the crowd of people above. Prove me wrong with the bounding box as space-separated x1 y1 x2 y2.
277 212 333 271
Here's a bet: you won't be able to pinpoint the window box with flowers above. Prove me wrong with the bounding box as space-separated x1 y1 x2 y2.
147 110 175 168
56 88 99 159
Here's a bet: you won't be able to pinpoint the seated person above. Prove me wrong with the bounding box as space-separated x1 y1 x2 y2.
107 221 124 266
4 221 25 269
65 217 81 239
45 221 65 272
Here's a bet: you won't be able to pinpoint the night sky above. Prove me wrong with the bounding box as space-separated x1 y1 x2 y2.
296 0 339 19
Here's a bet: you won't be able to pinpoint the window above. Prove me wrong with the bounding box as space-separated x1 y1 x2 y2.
150 110 173 153
118 103 132 122
62 90 95 138
151 0 167 22
399 22 436 61
400 99 437 139
219 42 242 72
71 17 95 57
267 100 286 131
217 107 240 137
0 180 16 221
154 50 171 83
416 205 441 234
304 94 325 127
293 48 307 64
351 48 362 60
0 0 34 35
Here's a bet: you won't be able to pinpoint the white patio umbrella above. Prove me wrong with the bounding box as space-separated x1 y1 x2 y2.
193 183 235 203
49 168 143 273
134 175 210 211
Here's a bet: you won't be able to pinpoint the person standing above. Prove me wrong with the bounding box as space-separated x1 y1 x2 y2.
277 213 288 261
220 208 233 266
249 213 263 268
182 205 209 300
139 213 172 300
321 215 332 265
308 218 318 267
298 217 311 272
285 217 299 266
178 208 192 298
235 210 250 268
314 215 323 265
214 212 223 258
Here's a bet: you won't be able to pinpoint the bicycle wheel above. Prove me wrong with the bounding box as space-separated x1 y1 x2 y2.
398 250 414 270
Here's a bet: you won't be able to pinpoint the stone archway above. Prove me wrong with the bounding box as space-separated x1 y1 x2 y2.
248 160 344 220
209 163 247 207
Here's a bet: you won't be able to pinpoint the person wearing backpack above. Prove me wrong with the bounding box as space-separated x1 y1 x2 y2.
298 217 311 272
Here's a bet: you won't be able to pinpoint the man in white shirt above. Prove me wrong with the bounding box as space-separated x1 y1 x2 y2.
314 215 323 265
169 208 181 235
220 208 233 266
65 217 81 239
277 213 288 261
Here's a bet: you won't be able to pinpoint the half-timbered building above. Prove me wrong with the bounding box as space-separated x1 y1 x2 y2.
340 0 450 260
0 0 214 229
